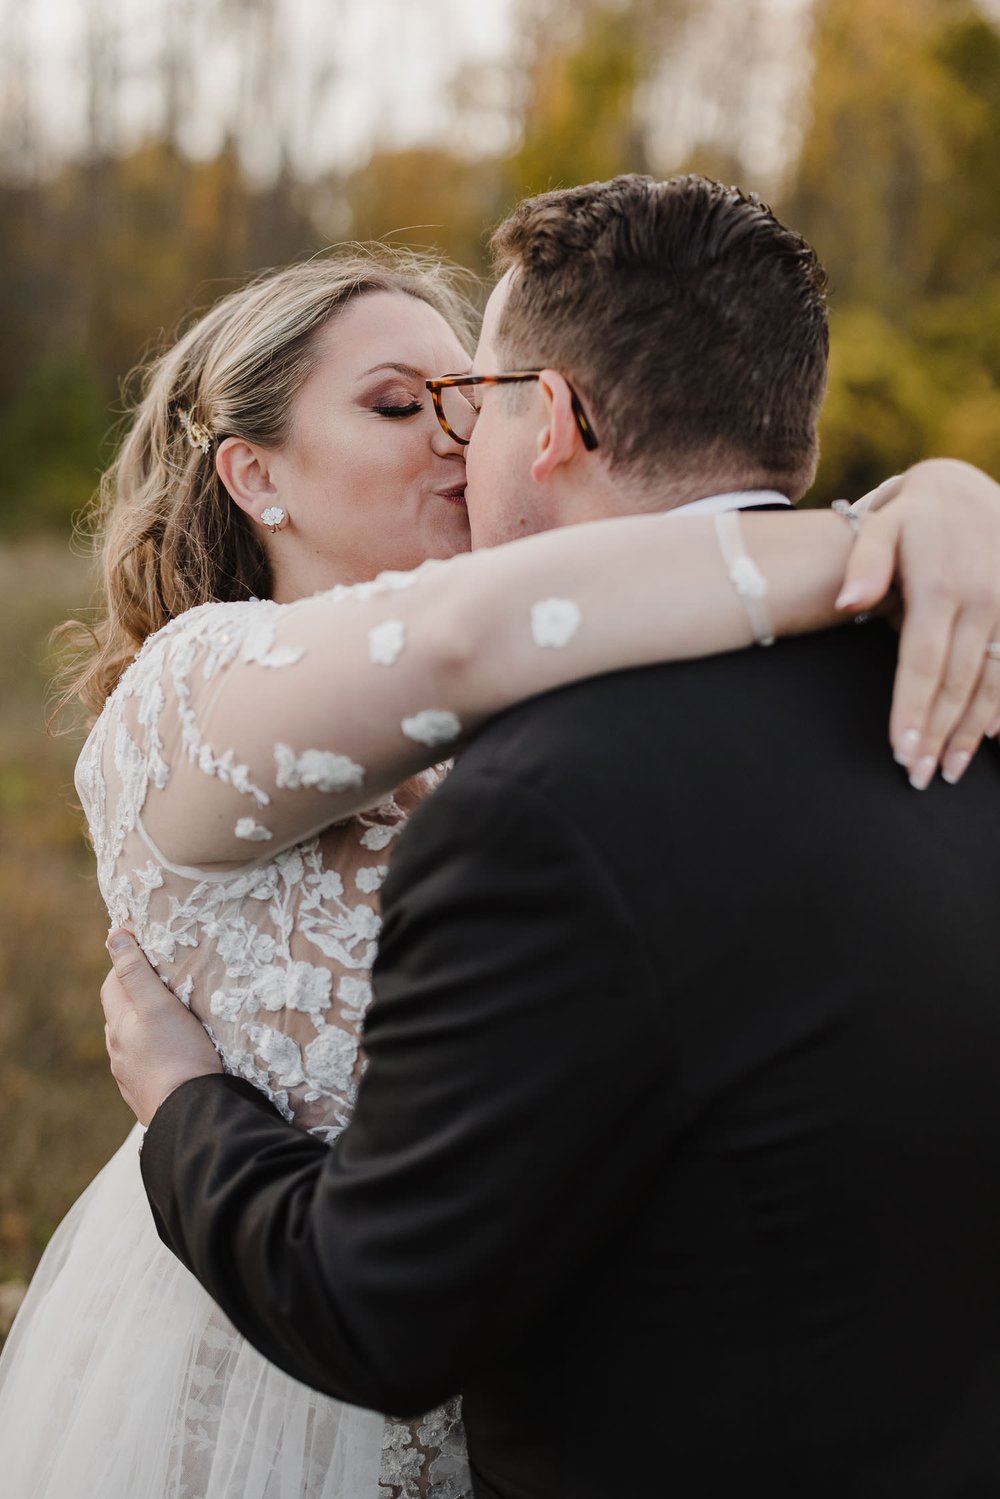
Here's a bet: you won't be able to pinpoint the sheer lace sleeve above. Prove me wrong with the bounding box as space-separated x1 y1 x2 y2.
380 1399 469 1498
131 560 464 868
124 508 853 870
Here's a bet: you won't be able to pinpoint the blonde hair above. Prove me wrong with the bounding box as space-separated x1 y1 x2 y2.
59 248 477 720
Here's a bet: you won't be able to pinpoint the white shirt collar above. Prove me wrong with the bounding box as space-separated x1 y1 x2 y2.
666 489 792 519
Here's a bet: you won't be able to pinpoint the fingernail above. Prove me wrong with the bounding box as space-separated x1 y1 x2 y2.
836 584 867 610
894 728 921 768
986 716 1000 740
107 930 134 954
909 756 937 791
941 751 971 786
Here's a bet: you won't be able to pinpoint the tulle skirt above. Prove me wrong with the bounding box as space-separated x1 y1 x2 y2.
0 1124 384 1497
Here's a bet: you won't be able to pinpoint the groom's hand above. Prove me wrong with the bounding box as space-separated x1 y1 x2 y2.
101 930 222 1126
839 458 1000 787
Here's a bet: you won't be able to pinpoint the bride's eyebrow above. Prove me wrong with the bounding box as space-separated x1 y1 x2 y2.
356 362 425 382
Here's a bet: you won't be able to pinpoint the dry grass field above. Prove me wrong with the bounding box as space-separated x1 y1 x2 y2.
0 536 133 1335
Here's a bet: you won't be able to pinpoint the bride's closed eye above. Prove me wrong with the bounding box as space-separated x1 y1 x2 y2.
372 398 423 419
363 380 425 419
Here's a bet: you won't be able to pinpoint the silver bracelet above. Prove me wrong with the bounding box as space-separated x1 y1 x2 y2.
714 509 775 647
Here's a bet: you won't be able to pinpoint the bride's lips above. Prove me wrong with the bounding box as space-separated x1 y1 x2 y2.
435 485 468 507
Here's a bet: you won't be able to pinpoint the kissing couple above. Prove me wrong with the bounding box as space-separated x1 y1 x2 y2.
3 174 1000 1498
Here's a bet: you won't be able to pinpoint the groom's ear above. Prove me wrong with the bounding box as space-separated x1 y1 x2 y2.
530 370 584 484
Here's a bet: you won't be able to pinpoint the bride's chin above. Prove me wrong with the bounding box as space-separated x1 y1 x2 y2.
431 509 473 557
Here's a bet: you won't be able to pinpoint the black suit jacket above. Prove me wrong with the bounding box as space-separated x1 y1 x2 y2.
142 622 1000 1498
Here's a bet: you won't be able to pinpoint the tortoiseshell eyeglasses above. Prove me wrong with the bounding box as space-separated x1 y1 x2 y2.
425 372 599 451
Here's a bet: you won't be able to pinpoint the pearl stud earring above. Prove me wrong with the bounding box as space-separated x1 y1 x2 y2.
260 506 286 534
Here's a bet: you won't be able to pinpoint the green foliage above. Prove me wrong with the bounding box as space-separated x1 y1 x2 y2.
813 287 1000 501
340 147 503 278
0 539 131 1292
0 142 323 537
788 0 1000 501
812 308 941 502
504 0 656 198
0 358 110 533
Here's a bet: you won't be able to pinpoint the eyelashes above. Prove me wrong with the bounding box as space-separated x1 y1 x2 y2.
372 400 423 419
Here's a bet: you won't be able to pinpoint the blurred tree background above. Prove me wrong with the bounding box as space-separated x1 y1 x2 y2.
1 0 998 1327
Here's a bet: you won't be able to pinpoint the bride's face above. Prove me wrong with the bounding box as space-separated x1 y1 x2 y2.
262 290 472 598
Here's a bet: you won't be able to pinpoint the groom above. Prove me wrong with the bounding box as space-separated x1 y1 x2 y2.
104 176 1000 1497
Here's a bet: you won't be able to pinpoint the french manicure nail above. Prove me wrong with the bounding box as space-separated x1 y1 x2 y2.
941 751 971 786
909 756 937 791
986 716 1000 740
836 584 866 610
894 728 921 768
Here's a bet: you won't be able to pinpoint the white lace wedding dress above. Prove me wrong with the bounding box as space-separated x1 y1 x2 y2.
0 515 686 1496
0 564 480 1498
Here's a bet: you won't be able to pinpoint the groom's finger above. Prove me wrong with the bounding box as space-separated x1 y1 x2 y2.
100 966 131 1032
106 929 169 1012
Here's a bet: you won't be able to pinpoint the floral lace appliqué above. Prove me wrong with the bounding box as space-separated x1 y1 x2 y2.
74 593 467 1497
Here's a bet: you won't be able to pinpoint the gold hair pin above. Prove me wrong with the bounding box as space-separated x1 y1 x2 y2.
179 409 213 458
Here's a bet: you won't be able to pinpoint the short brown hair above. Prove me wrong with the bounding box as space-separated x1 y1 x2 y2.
490 174 829 499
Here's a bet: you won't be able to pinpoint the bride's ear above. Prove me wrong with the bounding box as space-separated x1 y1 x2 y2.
216 437 280 525
530 371 584 485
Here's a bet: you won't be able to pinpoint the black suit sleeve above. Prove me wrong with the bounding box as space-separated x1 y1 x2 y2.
140 766 672 1415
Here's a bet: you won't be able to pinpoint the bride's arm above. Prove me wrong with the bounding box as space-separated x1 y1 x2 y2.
139 507 851 866
138 465 1000 868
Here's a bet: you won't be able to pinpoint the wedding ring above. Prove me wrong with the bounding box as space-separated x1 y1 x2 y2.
985 641 1000 660
831 498 863 538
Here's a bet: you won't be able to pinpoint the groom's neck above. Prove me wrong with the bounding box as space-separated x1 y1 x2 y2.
544 461 785 527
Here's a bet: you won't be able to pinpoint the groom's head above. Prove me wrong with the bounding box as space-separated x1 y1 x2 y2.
464 173 829 547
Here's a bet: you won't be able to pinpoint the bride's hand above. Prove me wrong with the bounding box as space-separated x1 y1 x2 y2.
836 459 1000 788
102 931 222 1127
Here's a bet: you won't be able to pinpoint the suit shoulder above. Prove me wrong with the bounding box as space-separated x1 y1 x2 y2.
449 624 900 799
447 666 669 809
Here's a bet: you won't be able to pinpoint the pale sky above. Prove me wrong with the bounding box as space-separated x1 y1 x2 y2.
7 0 999 188
5 0 517 177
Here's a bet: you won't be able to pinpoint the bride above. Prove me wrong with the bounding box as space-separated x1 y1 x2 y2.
0 245 994 1499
